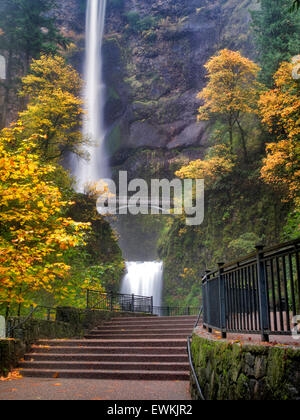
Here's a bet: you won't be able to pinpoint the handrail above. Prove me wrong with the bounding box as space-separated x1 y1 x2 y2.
204 238 300 281
187 306 205 401
7 305 56 337
202 238 300 341
89 295 108 311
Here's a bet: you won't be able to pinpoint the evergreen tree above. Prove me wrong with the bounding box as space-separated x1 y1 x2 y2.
0 0 67 72
0 0 68 127
251 0 300 86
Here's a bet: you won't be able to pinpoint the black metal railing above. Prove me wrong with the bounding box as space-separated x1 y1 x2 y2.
152 306 201 317
86 290 154 314
86 290 202 317
203 239 300 341
6 305 57 338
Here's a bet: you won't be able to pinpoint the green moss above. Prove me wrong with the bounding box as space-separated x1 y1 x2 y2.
105 124 122 157
191 334 300 400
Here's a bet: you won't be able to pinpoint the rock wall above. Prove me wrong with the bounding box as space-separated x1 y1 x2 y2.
191 333 300 400
102 0 258 165
0 0 259 161
58 0 258 167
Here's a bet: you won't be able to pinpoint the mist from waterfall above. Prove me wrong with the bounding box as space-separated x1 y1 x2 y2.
75 0 108 192
121 262 164 308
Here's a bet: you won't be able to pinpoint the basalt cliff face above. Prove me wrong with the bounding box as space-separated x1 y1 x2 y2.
59 0 257 178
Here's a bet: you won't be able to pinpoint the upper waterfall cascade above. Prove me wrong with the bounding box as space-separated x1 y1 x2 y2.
75 0 108 192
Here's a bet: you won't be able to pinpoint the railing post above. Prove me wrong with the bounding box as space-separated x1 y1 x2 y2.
110 292 114 312
204 274 212 332
255 245 270 342
131 294 135 313
151 297 153 315
218 262 227 339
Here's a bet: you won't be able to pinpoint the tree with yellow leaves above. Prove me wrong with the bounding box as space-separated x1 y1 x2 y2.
175 145 236 189
18 55 85 161
259 60 300 205
0 125 88 316
198 49 263 161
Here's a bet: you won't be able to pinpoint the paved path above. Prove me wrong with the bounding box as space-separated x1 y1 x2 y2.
0 378 191 400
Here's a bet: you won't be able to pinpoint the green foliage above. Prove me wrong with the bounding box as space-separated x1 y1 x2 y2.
109 0 125 10
251 0 300 86
283 209 300 240
291 0 300 11
0 0 69 128
159 163 289 306
124 11 158 34
66 193 125 295
0 0 68 71
228 232 262 256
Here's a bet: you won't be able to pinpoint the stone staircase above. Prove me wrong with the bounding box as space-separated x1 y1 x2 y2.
19 315 196 381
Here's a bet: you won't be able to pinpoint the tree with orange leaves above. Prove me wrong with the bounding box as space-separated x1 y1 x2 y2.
259 60 300 205
0 125 89 316
197 49 263 161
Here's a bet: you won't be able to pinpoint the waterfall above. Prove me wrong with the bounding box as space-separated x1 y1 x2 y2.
75 0 108 192
77 2 165 306
121 262 164 308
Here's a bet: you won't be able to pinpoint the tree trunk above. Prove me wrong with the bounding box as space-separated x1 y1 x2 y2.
236 119 248 162
228 115 234 155
0 48 13 129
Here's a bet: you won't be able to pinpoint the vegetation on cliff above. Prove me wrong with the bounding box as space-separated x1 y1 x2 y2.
0 16 124 315
159 4 300 307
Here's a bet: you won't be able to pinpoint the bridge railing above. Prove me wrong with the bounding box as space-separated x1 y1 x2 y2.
203 239 300 342
86 290 154 314
152 306 201 317
86 290 202 317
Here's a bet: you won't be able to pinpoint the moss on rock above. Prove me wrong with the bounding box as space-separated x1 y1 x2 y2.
191 334 300 400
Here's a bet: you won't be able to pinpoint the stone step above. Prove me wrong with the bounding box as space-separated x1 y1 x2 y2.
25 353 188 363
31 346 187 355
104 316 197 323
19 361 189 372
22 315 194 382
35 339 187 348
20 368 189 381
85 331 191 339
84 334 189 340
95 323 194 331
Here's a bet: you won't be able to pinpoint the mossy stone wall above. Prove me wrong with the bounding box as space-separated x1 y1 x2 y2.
191 334 300 400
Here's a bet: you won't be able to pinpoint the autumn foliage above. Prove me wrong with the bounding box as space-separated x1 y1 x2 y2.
197 49 262 160
18 55 85 161
177 51 299 238
175 145 235 187
0 124 88 313
259 61 300 203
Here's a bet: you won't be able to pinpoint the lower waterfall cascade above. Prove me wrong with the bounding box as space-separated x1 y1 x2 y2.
121 261 164 308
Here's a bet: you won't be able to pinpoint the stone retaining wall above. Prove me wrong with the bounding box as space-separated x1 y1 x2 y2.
190 333 300 400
